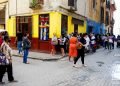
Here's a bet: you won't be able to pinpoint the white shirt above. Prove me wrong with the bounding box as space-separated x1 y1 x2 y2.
1 42 12 59
85 36 90 46
91 36 96 44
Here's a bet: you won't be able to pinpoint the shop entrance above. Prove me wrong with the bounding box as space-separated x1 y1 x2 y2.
38 14 51 52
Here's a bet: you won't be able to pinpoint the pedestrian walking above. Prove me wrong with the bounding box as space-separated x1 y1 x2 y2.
23 33 31 64
112 34 115 49
84 33 90 53
51 33 58 56
73 34 87 67
108 34 113 50
117 35 120 48
15 30 23 55
0 36 17 84
59 34 66 57
90 34 96 52
69 33 77 61
103 35 108 49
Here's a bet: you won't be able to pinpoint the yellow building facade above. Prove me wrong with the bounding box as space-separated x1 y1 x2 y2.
6 0 87 51
6 11 86 51
7 13 86 38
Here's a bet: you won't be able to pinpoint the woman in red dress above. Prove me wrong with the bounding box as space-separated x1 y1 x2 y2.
69 33 78 61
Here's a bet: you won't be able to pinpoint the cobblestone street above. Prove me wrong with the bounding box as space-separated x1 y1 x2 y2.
2 48 120 86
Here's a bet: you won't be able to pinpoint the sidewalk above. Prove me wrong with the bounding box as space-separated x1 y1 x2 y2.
12 50 64 61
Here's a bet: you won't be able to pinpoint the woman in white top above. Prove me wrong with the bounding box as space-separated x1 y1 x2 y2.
59 34 66 57
51 33 58 56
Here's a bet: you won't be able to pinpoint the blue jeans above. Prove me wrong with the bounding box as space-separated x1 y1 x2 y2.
108 43 112 50
17 41 22 54
23 49 29 63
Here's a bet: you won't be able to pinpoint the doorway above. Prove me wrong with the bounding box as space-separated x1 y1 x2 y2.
16 16 32 39
74 24 78 34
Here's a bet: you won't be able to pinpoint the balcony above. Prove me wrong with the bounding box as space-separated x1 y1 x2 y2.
29 0 44 9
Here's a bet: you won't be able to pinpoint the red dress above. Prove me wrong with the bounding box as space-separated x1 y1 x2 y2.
69 37 77 57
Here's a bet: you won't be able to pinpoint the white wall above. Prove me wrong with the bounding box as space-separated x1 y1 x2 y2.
60 0 88 17
9 0 32 16
8 0 88 17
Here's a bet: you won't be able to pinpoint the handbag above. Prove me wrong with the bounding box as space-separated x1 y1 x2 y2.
0 52 9 65
76 42 83 49
51 40 58 45
0 43 9 65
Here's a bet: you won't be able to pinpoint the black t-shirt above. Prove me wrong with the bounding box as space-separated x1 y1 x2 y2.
17 33 23 41
80 37 86 45
80 37 86 50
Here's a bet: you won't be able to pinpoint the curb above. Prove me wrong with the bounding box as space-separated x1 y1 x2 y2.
13 54 63 61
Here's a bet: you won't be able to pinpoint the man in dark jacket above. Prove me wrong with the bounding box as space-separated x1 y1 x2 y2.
23 33 31 64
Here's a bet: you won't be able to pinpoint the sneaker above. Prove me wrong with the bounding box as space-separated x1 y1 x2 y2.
25 62 30 64
82 64 87 67
0 82 5 84
73 64 78 68
9 80 18 83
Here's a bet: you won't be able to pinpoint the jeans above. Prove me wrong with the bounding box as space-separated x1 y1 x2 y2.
23 49 29 63
17 41 22 54
104 41 108 49
108 43 113 50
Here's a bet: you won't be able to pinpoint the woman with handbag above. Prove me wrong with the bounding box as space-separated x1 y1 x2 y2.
0 36 17 84
23 33 31 64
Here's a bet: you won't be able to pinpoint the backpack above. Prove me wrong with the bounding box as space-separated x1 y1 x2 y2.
23 39 31 49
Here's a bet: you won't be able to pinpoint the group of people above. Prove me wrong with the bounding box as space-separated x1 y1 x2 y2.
0 30 31 84
102 33 115 50
51 32 118 67
51 33 97 67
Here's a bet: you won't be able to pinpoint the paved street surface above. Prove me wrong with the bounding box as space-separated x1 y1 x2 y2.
2 47 120 86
